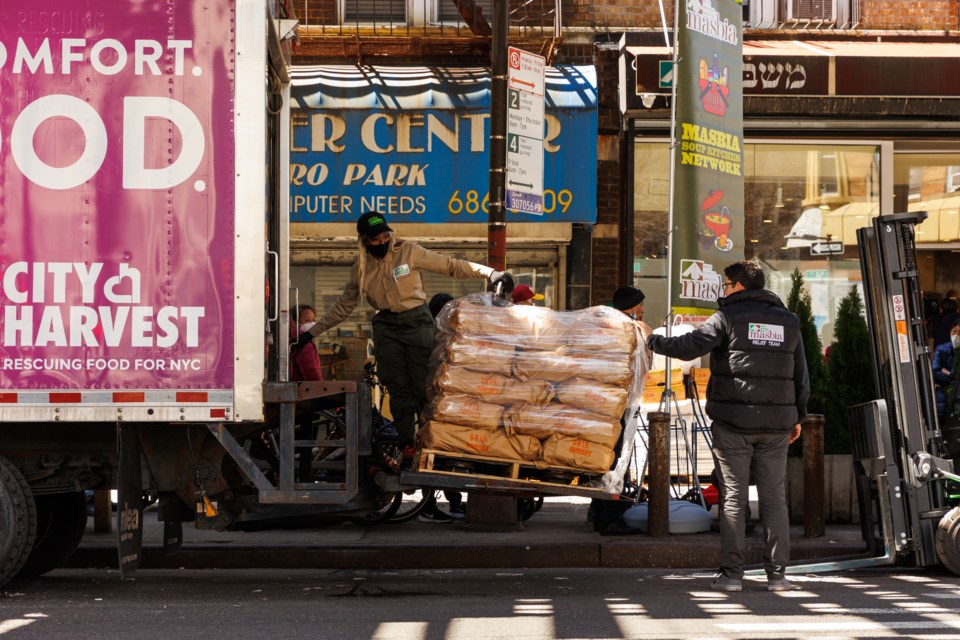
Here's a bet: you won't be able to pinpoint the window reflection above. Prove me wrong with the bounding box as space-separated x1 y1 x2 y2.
633 141 880 349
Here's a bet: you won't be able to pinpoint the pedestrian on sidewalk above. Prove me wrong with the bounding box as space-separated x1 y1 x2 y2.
587 285 648 531
296 212 513 467
637 260 809 592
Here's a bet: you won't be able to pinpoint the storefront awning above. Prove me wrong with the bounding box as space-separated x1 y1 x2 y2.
622 39 960 107
287 65 599 224
290 65 598 110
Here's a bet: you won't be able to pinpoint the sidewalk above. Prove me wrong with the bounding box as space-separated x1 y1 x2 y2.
67 497 867 571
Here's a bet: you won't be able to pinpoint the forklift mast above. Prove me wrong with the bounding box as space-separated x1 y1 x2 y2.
853 210 957 568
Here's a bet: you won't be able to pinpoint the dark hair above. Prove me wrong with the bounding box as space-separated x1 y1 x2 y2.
428 293 454 319
723 260 765 290
952 318 960 330
943 298 958 314
296 305 316 322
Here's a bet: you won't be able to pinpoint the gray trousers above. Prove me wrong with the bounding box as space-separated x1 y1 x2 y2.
711 421 791 580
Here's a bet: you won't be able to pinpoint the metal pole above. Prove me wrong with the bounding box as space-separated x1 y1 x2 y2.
664 0 679 342
487 0 508 272
802 414 826 538
647 411 671 537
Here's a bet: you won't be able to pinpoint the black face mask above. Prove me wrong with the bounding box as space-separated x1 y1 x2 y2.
365 242 389 259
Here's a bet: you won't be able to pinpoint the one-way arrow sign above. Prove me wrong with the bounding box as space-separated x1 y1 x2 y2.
810 241 844 256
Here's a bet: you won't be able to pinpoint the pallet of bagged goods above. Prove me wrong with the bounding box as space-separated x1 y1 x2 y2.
416 293 650 494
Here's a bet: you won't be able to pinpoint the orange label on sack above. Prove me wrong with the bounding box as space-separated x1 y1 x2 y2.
475 375 499 396
461 400 482 420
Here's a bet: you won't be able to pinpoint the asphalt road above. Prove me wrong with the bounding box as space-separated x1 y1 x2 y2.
3 567 960 639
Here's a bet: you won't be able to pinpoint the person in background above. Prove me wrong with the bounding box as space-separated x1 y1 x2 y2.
414 292 465 523
290 305 323 382
612 286 646 321
511 284 544 306
638 260 808 593
933 297 960 349
586 285 647 530
298 211 514 467
933 319 960 420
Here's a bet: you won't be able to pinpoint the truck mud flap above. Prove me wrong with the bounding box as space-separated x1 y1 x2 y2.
117 424 144 579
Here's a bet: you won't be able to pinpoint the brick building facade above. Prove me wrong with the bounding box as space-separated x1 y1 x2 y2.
290 0 960 310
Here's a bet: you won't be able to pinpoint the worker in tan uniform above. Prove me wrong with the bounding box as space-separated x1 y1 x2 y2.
297 211 514 463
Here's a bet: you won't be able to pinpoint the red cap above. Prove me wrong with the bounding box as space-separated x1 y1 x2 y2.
511 284 544 304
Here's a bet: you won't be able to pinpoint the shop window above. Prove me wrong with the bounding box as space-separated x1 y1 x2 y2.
435 0 492 26
342 0 406 23
948 166 960 193
632 140 880 349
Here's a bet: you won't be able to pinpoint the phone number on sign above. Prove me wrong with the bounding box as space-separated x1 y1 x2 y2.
447 189 573 215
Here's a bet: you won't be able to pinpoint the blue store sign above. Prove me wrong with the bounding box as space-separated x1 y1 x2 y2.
290 65 598 224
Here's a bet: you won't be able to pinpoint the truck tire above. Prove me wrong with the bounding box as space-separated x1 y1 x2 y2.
936 506 960 576
0 456 37 587
15 491 88 579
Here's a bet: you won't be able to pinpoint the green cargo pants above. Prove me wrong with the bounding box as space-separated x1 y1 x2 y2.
372 304 435 446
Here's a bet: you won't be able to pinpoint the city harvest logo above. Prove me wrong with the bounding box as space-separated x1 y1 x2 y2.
367 215 385 227
686 0 739 46
748 322 784 345
679 259 722 302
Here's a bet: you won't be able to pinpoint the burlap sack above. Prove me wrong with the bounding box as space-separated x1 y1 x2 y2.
541 434 615 472
512 347 580 383
503 403 622 448
554 378 628 419
434 364 554 405
504 305 569 351
567 307 638 354
445 335 516 376
420 421 541 461
447 300 525 338
431 394 504 430
568 352 634 387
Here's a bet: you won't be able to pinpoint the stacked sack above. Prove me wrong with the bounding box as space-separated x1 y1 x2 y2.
421 293 646 473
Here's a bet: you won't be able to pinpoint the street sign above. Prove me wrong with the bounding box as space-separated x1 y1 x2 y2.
658 60 674 88
810 241 844 256
506 46 545 215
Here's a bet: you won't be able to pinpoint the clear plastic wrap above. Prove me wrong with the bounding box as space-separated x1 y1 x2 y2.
423 292 650 493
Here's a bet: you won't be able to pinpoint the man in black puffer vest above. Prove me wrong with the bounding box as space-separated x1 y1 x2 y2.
638 260 809 593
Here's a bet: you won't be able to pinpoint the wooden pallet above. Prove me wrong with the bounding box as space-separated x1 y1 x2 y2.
414 448 605 490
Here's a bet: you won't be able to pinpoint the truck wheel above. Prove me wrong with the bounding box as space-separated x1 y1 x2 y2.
936 506 960 576
15 492 88 579
0 456 37 587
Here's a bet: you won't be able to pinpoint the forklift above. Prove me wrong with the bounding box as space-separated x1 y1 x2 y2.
787 210 960 576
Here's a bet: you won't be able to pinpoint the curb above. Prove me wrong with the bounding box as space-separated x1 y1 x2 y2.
66 539 867 571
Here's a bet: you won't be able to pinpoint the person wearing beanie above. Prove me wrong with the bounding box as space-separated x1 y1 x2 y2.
511 284 544 306
295 211 514 464
611 285 645 320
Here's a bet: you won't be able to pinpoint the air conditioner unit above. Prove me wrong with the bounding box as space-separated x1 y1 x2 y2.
786 0 835 21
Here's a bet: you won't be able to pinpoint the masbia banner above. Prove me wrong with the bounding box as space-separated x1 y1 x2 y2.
671 0 745 324
0 0 236 390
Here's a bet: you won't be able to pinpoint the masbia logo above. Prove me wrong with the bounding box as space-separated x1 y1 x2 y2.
686 0 739 46
748 323 784 342
679 259 722 302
